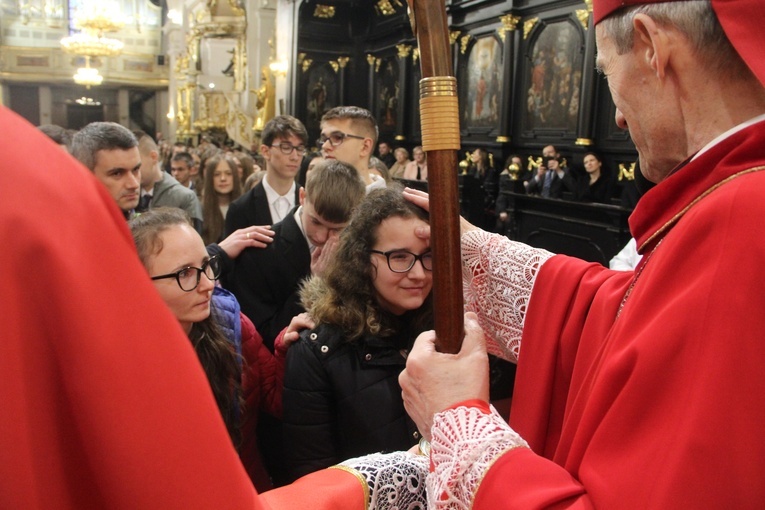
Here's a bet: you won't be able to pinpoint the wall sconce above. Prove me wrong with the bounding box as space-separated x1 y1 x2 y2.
269 59 288 78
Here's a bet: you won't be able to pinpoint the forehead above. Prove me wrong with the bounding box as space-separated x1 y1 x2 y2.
320 118 354 134
273 132 304 145
375 216 428 247
171 159 189 169
93 147 140 172
302 199 348 229
594 25 615 69
215 159 232 171
149 224 207 268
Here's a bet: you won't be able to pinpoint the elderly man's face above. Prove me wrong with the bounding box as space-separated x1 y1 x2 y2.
595 23 686 183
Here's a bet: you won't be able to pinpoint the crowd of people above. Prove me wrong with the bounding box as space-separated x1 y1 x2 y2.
4 0 765 507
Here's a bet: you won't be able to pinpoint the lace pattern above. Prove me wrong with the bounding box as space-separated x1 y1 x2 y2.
428 405 529 509
462 231 553 362
338 451 429 509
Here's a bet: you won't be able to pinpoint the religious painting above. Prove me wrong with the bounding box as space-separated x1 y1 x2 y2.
460 35 503 130
304 63 338 132
522 20 584 134
375 55 400 133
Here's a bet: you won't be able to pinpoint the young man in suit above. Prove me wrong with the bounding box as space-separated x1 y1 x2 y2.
225 115 308 235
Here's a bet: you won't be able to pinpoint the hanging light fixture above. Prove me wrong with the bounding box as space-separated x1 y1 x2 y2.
73 56 104 89
61 2 124 86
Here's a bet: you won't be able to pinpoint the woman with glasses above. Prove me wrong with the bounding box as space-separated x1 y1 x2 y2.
130 207 300 491
282 186 433 481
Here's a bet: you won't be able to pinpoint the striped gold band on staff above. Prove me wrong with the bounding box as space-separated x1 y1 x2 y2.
419 76 460 151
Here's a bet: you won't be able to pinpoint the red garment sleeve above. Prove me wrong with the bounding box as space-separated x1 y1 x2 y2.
474 448 593 510
260 468 366 510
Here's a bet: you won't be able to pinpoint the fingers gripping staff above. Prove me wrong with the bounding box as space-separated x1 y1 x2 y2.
407 0 464 353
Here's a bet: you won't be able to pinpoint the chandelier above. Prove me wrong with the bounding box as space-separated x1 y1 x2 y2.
61 3 124 85
73 57 104 89
61 33 123 57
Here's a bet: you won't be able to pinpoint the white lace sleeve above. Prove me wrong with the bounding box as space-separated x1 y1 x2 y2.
427 405 529 509
336 451 429 509
462 230 553 362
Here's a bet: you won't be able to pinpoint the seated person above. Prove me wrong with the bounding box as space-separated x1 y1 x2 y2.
388 147 410 179
402 146 427 181
129 207 297 491
282 186 433 481
526 155 576 199
574 151 613 204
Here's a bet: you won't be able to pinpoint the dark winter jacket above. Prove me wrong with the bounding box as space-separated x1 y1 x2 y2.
281 323 421 482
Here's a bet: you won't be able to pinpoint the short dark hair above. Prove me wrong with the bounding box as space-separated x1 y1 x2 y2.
261 115 308 147
71 122 138 171
38 124 72 148
321 106 379 146
172 151 194 168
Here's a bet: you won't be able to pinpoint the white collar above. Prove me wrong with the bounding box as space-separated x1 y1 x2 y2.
366 173 387 193
262 174 296 204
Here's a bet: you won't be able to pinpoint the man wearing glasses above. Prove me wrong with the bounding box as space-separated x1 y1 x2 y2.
318 106 387 192
226 115 308 235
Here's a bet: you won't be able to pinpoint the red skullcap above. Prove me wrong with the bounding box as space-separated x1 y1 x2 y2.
593 0 765 88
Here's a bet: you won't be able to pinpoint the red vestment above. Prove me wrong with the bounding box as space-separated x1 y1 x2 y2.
474 119 765 508
0 107 364 509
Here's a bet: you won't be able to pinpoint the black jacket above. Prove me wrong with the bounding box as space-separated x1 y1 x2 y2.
224 181 301 236
228 210 309 350
282 323 420 482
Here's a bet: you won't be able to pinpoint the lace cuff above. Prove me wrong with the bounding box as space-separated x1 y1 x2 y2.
462 230 553 362
336 451 429 509
428 404 529 509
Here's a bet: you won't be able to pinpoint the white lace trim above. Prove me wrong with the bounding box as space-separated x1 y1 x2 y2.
338 451 429 509
427 405 529 509
462 230 553 362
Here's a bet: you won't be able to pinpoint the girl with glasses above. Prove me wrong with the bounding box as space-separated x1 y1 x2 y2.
130 207 301 491
282 186 433 481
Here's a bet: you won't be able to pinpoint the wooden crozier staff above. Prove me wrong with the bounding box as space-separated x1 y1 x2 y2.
407 0 464 354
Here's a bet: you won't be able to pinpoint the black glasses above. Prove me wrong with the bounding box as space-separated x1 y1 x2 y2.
151 256 222 292
317 131 366 147
370 249 433 273
271 142 307 156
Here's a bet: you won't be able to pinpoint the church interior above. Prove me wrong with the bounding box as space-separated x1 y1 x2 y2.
1 0 639 264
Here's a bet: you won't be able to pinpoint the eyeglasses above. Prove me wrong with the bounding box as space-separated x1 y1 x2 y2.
271 142 307 156
370 249 433 273
151 255 221 292
317 131 366 147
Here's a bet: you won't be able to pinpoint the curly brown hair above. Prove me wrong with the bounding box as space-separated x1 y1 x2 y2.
300 185 433 342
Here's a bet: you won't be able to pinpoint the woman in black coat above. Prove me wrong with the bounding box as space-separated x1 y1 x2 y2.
282 187 433 482
574 152 613 204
